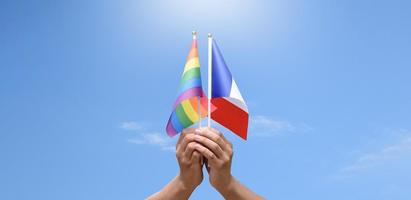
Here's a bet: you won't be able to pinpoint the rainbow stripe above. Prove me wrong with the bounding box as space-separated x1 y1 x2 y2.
166 37 208 137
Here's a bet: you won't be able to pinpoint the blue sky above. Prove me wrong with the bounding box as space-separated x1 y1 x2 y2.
1 0 411 199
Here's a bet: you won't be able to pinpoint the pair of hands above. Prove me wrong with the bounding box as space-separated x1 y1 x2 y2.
176 127 234 194
148 127 263 200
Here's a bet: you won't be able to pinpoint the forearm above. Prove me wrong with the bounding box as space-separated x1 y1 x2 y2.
217 176 264 200
147 175 195 200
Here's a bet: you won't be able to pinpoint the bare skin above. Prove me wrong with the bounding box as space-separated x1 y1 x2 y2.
147 128 202 200
147 127 263 200
193 127 264 200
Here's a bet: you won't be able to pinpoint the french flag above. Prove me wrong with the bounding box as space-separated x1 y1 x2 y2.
210 39 249 140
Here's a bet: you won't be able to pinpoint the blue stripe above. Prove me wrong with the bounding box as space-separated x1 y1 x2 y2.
179 77 202 93
212 39 232 98
171 111 184 133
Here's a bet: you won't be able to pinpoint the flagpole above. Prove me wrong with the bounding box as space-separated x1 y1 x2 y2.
192 31 202 128
207 33 212 127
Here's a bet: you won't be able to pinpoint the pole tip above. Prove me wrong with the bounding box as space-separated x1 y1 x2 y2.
208 33 212 38
192 31 197 39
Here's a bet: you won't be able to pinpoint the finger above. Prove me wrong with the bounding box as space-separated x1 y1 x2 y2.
203 128 234 155
183 142 197 159
176 133 195 155
208 127 230 143
176 128 196 146
203 158 210 172
196 128 229 151
194 144 217 163
193 134 224 158
200 154 204 166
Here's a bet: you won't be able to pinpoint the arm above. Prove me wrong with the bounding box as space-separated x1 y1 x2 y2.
147 129 204 200
193 128 264 200
216 176 264 200
147 175 194 200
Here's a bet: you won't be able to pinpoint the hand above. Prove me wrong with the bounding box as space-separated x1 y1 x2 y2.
148 127 263 200
175 128 204 191
192 127 234 193
147 128 204 200
193 127 264 200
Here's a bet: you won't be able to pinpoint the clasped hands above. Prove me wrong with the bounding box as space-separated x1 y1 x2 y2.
148 127 263 200
176 127 234 195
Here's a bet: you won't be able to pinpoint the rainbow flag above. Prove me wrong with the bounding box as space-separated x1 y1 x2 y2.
166 33 208 137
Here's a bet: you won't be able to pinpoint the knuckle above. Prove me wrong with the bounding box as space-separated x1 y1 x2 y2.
209 154 214 160
197 149 204 155
210 135 217 142
217 137 224 144
185 134 194 141
211 143 219 151
187 142 196 150
195 135 202 142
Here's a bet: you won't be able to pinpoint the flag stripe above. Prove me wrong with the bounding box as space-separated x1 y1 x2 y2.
176 104 192 127
173 87 203 109
166 119 177 136
183 58 200 73
211 97 248 140
170 111 184 133
189 97 208 118
187 41 198 59
179 77 202 92
211 39 233 98
181 99 199 122
181 67 201 83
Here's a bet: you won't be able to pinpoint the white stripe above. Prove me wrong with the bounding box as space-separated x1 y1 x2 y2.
228 79 248 112
223 97 248 113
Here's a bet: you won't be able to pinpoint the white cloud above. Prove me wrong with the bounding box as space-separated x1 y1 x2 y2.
120 121 143 131
126 133 175 152
120 121 176 151
143 133 169 146
339 133 411 175
249 115 306 137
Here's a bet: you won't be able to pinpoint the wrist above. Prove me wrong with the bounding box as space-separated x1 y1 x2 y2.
176 174 198 193
214 175 236 196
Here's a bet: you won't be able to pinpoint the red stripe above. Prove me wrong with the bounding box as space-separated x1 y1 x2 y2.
211 98 249 140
